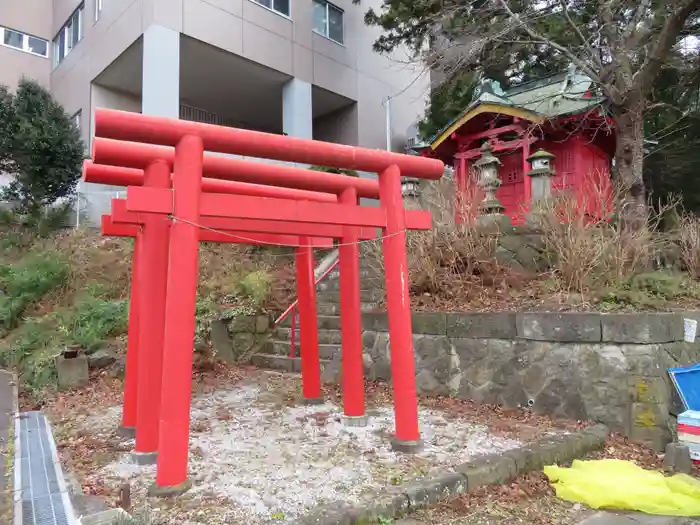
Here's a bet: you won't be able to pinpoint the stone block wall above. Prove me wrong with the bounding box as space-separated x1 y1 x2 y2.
358 311 700 451
493 227 548 272
211 314 272 363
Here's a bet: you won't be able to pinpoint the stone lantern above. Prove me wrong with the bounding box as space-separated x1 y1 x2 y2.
474 142 510 228
474 141 504 210
401 177 422 211
401 178 421 198
526 149 556 204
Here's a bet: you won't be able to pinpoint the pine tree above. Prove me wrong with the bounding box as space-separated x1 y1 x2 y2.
418 71 480 141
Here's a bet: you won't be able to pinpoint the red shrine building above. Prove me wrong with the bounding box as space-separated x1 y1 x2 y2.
414 67 616 224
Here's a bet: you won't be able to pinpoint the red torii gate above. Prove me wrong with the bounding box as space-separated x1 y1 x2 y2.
91 108 444 496
89 161 380 465
86 160 432 459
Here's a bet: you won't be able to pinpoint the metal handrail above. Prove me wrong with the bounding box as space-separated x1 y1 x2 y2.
274 258 340 357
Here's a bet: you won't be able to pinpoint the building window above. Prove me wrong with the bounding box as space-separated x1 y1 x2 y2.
53 4 84 68
72 111 82 132
95 0 103 21
312 0 343 44
252 0 290 17
0 27 49 57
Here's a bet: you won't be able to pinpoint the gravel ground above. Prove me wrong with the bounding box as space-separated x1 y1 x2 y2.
77 371 526 524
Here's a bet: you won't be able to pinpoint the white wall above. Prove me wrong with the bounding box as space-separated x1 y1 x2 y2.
80 83 141 225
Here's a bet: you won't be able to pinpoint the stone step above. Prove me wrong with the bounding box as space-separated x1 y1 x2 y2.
323 268 378 282
277 314 341 330
316 289 385 304
270 341 341 359
317 302 379 316
251 354 339 382
275 327 342 345
318 277 384 292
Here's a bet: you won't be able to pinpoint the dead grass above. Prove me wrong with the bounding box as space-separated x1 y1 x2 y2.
530 175 671 293
368 173 700 313
411 472 587 525
2 227 296 399
364 177 509 298
677 214 700 280
7 228 297 313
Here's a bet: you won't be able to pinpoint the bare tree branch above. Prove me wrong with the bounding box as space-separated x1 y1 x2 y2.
632 0 700 93
558 0 602 68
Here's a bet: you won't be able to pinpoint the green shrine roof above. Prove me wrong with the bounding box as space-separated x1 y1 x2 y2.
424 66 607 151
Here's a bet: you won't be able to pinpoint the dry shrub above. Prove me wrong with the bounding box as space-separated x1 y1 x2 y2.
532 173 670 293
197 242 295 310
365 177 503 296
677 214 700 279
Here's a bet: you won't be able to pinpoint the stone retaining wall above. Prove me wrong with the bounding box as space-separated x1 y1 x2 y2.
211 314 272 363
358 311 700 451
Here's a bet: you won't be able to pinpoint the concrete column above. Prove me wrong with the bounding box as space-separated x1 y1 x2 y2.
142 25 180 118
282 78 312 139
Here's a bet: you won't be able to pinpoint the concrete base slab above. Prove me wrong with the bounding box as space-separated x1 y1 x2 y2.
343 415 369 428
130 451 158 465
391 437 424 454
148 479 192 498
303 397 324 406
116 426 136 439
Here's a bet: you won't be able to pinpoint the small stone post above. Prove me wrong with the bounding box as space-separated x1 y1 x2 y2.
474 142 510 228
56 344 89 390
663 442 693 475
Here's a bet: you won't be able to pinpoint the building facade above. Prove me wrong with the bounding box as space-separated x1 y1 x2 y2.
1 0 428 222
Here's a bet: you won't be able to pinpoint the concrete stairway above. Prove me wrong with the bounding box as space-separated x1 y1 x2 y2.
251 258 384 374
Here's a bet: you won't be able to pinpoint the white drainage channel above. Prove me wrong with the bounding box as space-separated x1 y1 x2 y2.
14 411 78 525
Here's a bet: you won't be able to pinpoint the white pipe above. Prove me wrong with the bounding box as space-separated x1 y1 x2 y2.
314 249 339 281
384 96 392 152
75 180 80 229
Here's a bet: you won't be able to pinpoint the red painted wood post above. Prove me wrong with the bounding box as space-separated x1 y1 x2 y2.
378 165 422 453
119 231 142 436
522 137 531 212
152 135 204 496
296 237 322 404
338 187 366 425
455 156 466 225
132 160 171 464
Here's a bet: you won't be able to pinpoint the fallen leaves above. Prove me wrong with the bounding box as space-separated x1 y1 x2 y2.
410 432 696 525
25 364 257 502
323 379 587 442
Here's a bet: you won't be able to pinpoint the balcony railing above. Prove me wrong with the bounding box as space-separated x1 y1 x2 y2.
179 103 284 136
179 104 240 128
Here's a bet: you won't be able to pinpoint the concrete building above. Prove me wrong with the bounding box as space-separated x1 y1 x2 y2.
1 0 428 222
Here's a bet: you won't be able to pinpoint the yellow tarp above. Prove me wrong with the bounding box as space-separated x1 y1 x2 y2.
543 459 700 516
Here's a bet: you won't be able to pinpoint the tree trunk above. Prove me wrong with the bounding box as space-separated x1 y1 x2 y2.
611 96 647 224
